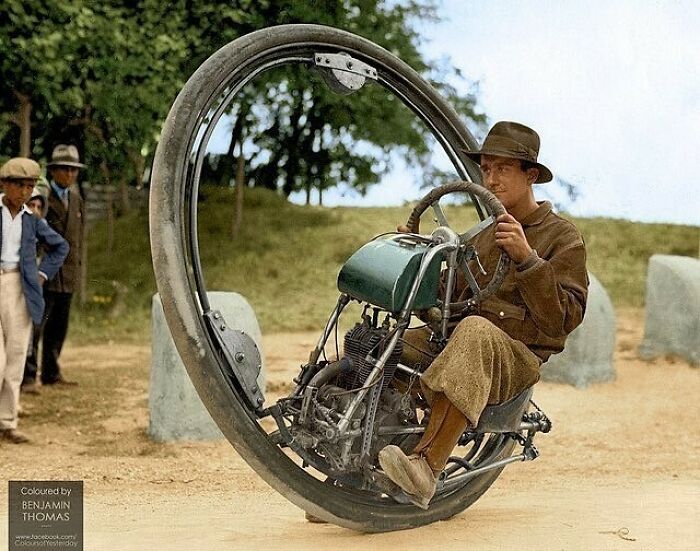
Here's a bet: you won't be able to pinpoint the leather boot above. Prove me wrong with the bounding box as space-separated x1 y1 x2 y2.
20 381 41 395
411 392 451 456
377 445 437 509
378 393 469 509
414 393 470 473
0 429 31 444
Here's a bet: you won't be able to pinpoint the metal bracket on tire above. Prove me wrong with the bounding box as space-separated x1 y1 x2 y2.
204 310 264 410
314 52 377 94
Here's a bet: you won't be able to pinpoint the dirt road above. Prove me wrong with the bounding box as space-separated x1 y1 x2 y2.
1 308 698 550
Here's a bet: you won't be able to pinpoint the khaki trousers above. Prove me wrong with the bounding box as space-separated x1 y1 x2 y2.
402 316 541 426
0 272 32 430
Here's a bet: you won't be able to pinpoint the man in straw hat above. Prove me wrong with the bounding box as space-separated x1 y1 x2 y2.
378 121 589 508
0 158 68 443
24 145 85 388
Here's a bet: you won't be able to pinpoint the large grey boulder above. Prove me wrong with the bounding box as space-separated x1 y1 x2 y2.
639 255 700 366
149 292 265 441
540 272 616 387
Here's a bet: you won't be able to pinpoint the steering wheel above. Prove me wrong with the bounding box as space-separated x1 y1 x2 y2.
405 180 511 311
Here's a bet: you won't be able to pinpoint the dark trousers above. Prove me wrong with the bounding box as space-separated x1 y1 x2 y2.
22 291 73 385
22 325 41 385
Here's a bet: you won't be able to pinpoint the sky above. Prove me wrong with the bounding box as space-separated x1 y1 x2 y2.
415 0 700 226
213 1 700 225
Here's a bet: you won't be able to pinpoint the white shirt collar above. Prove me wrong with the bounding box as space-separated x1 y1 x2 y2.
0 194 33 216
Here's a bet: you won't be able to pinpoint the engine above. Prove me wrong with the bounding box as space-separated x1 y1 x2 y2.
340 317 403 390
285 313 418 475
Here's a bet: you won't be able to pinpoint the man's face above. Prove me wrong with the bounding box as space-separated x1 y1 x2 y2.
480 154 538 211
26 198 44 217
2 179 35 209
51 166 79 188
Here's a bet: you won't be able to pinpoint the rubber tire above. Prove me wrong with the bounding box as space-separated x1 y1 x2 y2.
150 24 513 532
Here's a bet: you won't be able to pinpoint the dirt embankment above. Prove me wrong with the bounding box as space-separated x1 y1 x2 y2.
1 308 699 550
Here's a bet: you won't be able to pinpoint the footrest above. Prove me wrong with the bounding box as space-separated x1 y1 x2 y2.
476 387 533 433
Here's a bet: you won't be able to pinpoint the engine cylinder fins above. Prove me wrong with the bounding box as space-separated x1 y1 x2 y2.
340 321 403 391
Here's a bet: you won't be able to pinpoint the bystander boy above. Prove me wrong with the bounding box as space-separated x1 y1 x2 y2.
0 158 68 443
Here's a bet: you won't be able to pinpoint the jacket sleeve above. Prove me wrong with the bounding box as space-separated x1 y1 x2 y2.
514 238 589 339
36 218 69 280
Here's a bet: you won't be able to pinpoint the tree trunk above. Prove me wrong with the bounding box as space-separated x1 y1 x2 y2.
99 160 115 257
125 148 147 211
106 192 115 257
80 217 88 306
11 90 32 157
255 113 283 192
319 186 323 206
117 177 130 214
281 100 306 197
226 113 244 186
231 143 246 239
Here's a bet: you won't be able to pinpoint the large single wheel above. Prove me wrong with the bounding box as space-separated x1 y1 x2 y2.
150 24 514 532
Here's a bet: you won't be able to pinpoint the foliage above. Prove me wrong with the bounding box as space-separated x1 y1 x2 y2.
0 0 192 197
0 0 485 205
211 1 488 203
239 1 442 201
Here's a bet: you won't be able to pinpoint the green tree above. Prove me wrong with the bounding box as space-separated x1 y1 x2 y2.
216 1 486 204
1 0 485 207
0 0 192 210
0 0 78 156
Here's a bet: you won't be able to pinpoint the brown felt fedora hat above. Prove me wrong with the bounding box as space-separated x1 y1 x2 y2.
47 144 86 169
464 121 553 183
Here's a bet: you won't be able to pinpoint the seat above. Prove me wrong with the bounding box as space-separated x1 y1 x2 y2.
475 387 533 433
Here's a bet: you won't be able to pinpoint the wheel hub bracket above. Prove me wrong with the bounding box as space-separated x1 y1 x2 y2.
204 310 264 410
315 52 378 94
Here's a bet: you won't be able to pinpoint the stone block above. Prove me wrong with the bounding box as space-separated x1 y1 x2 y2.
149 292 265 441
639 255 700 366
540 272 616 387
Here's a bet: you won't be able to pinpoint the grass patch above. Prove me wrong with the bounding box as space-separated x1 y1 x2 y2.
575 217 698 306
70 186 699 344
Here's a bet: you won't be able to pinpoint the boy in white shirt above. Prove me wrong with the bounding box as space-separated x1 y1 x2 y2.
0 158 68 443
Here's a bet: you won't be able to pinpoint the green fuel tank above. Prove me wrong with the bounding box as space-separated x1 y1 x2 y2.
337 239 442 313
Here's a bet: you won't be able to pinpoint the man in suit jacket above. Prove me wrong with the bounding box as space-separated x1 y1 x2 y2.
1 158 68 443
24 145 86 388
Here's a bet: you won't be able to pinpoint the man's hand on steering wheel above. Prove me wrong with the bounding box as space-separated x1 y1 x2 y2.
404 180 512 308
494 213 533 264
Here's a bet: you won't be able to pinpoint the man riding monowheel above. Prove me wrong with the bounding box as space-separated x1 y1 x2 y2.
378 121 589 508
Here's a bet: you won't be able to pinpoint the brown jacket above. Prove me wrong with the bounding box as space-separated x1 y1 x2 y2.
45 184 84 293
454 201 588 362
